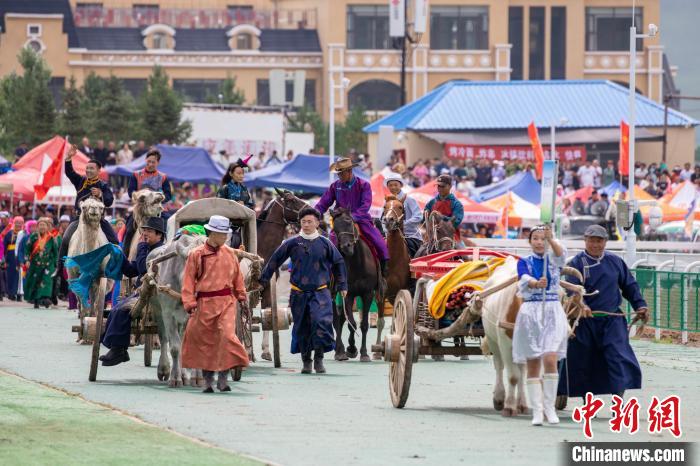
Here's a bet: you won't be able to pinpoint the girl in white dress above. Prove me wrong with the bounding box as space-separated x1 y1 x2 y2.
513 225 568 425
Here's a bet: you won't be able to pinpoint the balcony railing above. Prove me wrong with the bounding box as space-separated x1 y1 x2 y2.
72 7 317 29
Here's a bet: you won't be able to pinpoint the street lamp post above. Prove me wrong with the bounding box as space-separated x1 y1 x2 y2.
328 76 351 183
626 22 658 264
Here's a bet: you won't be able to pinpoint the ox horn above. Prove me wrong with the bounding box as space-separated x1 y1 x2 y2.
562 266 583 282
274 187 284 196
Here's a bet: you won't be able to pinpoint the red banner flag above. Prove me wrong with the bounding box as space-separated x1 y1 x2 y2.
527 122 544 179
34 138 67 200
619 121 630 176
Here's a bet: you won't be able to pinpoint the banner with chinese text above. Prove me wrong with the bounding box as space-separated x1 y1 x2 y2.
444 144 586 162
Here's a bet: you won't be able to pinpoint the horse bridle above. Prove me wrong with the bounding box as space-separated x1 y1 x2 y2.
258 197 302 226
335 218 359 246
427 214 455 251
383 201 405 233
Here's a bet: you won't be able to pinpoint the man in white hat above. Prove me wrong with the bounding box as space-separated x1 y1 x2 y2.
181 215 250 393
382 173 423 257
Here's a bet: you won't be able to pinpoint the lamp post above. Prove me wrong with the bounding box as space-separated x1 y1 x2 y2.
328 76 351 183
626 22 658 264
550 117 569 163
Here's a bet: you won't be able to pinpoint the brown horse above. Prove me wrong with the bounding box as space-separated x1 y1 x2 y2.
416 211 458 257
331 208 383 362
256 188 308 360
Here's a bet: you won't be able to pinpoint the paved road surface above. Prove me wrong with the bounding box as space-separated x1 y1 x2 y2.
1 271 697 465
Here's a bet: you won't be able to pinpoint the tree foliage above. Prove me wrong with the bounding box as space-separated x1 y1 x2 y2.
138 66 192 144
206 76 246 105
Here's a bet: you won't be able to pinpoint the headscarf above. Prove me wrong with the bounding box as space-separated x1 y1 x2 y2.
12 216 25 233
24 220 37 235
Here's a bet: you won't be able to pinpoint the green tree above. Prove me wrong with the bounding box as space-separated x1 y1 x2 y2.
287 105 328 153
336 105 369 156
0 48 56 154
206 76 245 105
58 76 85 141
93 76 137 142
138 66 191 144
80 72 107 139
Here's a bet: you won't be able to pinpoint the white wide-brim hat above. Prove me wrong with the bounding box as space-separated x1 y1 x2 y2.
383 172 404 188
204 215 232 234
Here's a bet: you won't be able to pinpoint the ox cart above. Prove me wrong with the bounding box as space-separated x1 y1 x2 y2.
372 249 520 408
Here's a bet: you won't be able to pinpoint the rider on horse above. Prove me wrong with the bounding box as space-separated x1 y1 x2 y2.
383 173 422 258
217 156 255 210
315 157 389 277
424 174 464 246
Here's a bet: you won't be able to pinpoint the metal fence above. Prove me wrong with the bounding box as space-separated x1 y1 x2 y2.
628 268 700 343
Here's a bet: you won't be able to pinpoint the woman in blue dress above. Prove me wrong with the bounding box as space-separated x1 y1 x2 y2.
513 225 568 426
217 157 254 210
3 216 24 301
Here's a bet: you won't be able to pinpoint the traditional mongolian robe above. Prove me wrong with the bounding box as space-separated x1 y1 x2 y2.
558 251 647 397
181 243 250 372
315 176 389 261
217 181 254 209
261 234 347 354
24 232 58 303
3 228 23 299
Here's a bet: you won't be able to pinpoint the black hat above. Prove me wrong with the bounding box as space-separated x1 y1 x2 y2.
235 154 254 169
142 217 166 236
298 206 322 221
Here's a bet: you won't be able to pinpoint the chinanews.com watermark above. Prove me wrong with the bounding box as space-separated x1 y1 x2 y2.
560 393 694 466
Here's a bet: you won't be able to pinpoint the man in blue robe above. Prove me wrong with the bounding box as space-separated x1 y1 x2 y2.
259 206 347 374
558 224 649 398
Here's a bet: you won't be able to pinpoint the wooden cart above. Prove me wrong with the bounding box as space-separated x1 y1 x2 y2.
372 249 519 408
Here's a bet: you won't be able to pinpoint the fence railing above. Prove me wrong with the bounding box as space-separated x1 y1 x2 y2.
627 268 700 343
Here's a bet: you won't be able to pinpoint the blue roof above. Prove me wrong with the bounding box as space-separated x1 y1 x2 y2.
364 80 698 133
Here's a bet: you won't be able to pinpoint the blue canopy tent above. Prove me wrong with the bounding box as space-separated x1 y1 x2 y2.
471 171 542 204
600 180 627 196
106 144 225 183
245 154 368 194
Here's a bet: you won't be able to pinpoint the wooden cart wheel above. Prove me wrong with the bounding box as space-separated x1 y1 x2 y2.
270 276 281 368
389 289 415 409
144 333 153 367
88 287 106 382
238 300 254 361
555 395 568 411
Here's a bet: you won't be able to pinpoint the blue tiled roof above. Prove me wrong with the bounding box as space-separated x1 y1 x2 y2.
364 80 698 133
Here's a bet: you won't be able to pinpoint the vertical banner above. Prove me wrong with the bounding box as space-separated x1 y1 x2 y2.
269 69 286 106
619 120 630 176
540 160 558 224
414 0 428 34
389 0 405 37
527 121 545 179
377 125 395 170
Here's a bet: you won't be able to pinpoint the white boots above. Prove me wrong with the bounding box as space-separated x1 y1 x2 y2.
526 374 560 425
543 374 560 424
526 378 544 425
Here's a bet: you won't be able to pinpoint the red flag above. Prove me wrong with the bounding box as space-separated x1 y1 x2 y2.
619 121 630 176
528 122 544 179
34 138 67 200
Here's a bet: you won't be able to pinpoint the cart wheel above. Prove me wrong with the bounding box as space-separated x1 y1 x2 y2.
88 287 106 382
237 300 254 362
389 290 415 409
555 395 568 411
144 333 153 367
232 367 242 382
270 276 281 368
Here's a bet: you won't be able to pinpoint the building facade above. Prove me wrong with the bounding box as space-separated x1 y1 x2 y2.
0 0 677 123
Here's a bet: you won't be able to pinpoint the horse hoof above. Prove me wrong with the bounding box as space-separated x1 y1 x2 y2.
372 352 382 360
502 407 516 417
334 352 348 361
168 379 183 388
517 404 529 415
261 352 272 361
360 355 371 363
493 399 505 411
157 373 166 381
346 349 358 359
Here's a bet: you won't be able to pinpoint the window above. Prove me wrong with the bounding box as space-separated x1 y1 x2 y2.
26 40 43 53
236 33 252 50
550 7 566 79
347 5 390 50
152 32 167 49
76 2 103 14
430 6 489 50
348 80 401 111
121 78 147 98
133 4 159 23
508 7 523 80
27 24 41 36
173 79 223 103
256 79 316 110
586 7 643 51
228 5 254 22
528 7 545 80
49 77 65 108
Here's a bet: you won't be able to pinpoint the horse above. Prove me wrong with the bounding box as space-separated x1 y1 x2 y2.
256 188 307 360
67 198 109 344
330 207 383 362
416 211 457 257
379 196 411 359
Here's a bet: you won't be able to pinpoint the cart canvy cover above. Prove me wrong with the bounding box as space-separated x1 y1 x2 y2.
65 244 124 307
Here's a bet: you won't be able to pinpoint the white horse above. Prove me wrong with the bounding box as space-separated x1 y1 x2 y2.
67 198 109 344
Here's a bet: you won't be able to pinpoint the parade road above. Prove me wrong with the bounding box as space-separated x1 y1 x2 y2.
1 272 698 466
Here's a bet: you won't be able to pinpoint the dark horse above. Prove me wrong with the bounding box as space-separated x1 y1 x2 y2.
415 211 458 257
330 208 384 362
256 188 308 360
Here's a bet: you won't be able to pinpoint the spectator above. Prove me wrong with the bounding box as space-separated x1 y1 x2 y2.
431 157 448 178
265 150 283 167
411 159 429 185
634 162 647 184
93 140 108 166
452 160 467 179
591 160 603 188
79 137 92 156
116 142 133 165
491 160 506 183
561 198 573 216
475 159 492 187
656 172 671 197
691 165 700 183
602 160 617 186
133 140 147 158
286 150 294 161
573 196 586 215
14 142 28 160
576 160 597 188
106 141 118 165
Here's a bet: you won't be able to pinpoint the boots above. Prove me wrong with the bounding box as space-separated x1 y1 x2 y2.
101 347 130 366
217 371 231 392
543 373 560 424
313 350 326 374
526 378 544 426
202 370 215 393
301 352 313 374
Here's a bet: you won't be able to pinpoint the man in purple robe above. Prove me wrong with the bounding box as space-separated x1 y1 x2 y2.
315 157 389 277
